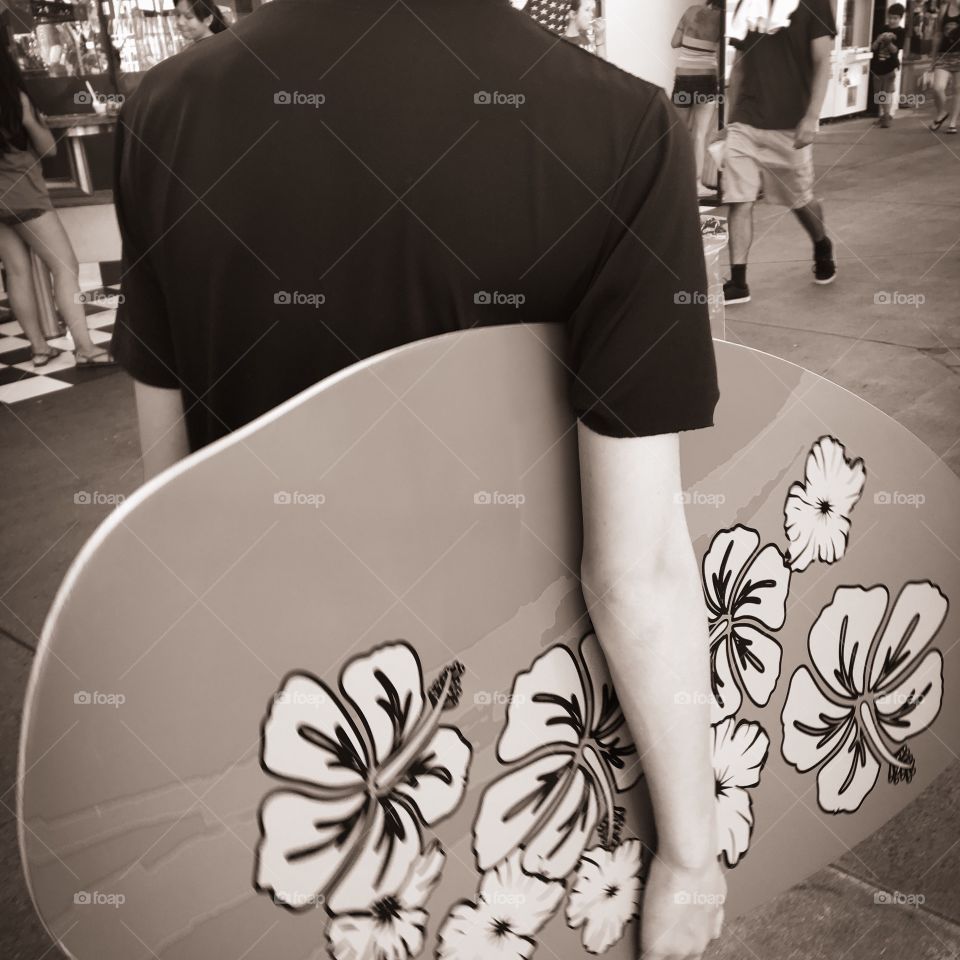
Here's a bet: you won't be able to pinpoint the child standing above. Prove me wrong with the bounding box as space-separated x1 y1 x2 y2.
871 3 906 128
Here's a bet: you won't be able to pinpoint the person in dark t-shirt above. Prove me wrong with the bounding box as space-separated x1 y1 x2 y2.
870 4 906 128
112 0 719 457
722 0 838 305
112 4 726 954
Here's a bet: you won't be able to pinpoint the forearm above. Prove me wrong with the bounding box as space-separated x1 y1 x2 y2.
582 547 716 869
134 379 190 481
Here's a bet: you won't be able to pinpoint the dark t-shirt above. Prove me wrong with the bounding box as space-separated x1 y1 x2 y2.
871 25 905 75
729 0 838 130
112 0 720 452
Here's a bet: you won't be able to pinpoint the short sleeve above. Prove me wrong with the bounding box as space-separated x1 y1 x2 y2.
566 89 720 439
110 98 180 389
807 0 838 41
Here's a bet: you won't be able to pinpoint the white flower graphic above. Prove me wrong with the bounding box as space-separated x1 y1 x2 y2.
702 525 791 723
712 718 770 867
255 641 471 913
327 841 445 960
783 435 866 572
781 581 946 813
566 840 643 954
436 849 565 960
472 632 639 880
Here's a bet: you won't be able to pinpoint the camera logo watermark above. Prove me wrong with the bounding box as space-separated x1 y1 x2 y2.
274 291 326 308
474 291 525 308
74 691 126 708
74 91 125 107
674 891 726 905
474 91 526 108
674 290 724 306
273 491 326 508
474 491 525 508
474 690 528 706
874 890 925 906
74 890 125 907
874 92 925 107
873 490 924 508
274 90 325 108
75 290 124 306
672 91 724 106
74 491 125 507
874 290 924 308
674 490 725 507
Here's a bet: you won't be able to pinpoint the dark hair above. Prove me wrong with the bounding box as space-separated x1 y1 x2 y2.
887 3 905 16
0 33 33 155
180 0 228 34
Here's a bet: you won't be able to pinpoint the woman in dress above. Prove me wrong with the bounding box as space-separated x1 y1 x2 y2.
0 37 113 367
929 0 960 132
671 0 723 197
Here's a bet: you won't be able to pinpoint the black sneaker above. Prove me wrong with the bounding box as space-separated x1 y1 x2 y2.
813 237 836 285
723 279 751 304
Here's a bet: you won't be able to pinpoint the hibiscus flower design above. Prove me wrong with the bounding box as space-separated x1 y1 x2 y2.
783 435 866 573
781 581 946 813
436 849 565 960
327 841 445 960
566 840 644 954
712 718 770 868
702 525 791 723
255 641 472 913
472 632 639 880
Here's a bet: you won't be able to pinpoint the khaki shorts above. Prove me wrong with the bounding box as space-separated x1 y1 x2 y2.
723 122 815 209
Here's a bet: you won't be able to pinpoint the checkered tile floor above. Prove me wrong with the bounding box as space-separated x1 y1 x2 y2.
0 262 122 405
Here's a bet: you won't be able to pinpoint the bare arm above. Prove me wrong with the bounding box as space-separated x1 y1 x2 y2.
19 92 56 157
795 34 833 147
578 422 724 959
931 9 945 61
133 379 190 481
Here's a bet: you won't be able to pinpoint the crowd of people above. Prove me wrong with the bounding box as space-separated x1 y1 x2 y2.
667 0 960 306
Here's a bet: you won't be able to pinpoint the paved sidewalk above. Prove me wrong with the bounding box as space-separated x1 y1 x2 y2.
0 105 958 959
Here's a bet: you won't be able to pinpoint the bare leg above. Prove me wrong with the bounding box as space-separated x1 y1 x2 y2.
690 99 717 188
792 199 827 243
932 68 950 120
726 201 754 265
949 74 960 127
13 211 105 359
0 223 47 354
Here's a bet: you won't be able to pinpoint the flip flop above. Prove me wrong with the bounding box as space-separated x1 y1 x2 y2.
74 349 117 369
32 346 63 368
946 125 958 135
930 113 949 131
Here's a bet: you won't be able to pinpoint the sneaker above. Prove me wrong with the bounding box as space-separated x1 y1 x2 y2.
723 279 751 304
813 237 836 285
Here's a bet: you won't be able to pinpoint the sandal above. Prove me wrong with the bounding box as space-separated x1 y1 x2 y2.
74 348 117 368
930 113 949 131
32 346 63 368
947 124 958 135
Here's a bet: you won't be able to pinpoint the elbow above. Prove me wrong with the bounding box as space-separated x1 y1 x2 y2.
581 551 693 616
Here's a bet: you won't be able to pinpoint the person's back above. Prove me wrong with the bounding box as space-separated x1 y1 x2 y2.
112 0 717 452
112 4 728 956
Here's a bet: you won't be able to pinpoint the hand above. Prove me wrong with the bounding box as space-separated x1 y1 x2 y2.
794 116 818 149
640 853 726 960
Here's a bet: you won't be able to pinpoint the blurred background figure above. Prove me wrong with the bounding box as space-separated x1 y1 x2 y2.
175 0 229 44
870 4 905 128
0 40 114 368
929 0 960 132
563 0 598 52
671 0 723 198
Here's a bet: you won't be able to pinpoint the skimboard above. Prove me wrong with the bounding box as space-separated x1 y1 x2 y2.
17 323 960 960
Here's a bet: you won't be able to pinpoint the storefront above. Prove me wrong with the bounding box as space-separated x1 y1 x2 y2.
0 0 245 207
